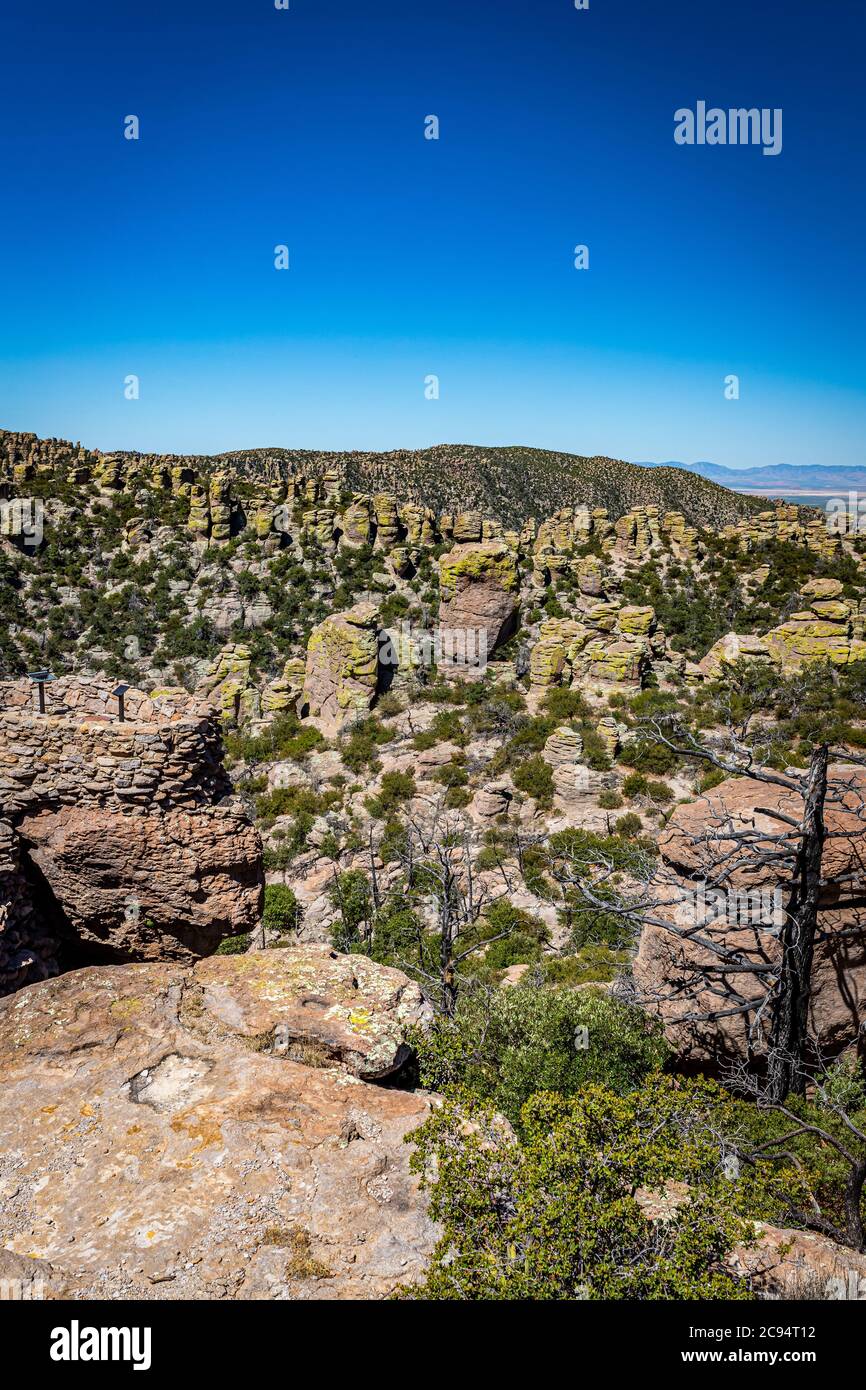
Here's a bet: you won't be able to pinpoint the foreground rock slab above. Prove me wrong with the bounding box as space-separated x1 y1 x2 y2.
196 943 432 1080
0 952 437 1300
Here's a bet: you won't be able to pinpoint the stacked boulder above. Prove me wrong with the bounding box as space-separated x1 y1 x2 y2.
699 579 866 678
301 601 381 734
529 602 670 693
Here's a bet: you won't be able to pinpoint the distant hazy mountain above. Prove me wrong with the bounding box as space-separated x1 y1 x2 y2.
635 461 866 493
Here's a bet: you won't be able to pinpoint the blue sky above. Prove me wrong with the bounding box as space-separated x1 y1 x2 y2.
1 0 864 467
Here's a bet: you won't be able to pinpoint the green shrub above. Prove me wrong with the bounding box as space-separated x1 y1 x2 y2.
622 771 648 798
620 737 678 775
644 779 674 804
341 717 391 772
215 932 250 956
263 884 301 935
415 986 670 1127
402 1077 758 1301
512 755 554 807
225 711 324 765
365 769 416 818
613 812 643 838
698 767 727 792
328 870 373 951
541 687 590 721
597 789 623 809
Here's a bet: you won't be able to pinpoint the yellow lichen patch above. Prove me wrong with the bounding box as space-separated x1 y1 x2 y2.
169 1111 224 1153
109 997 143 1021
260 1225 293 1246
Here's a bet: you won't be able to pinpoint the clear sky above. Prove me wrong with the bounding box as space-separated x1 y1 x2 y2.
1 0 864 468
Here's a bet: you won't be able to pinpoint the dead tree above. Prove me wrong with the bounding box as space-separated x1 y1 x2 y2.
392 802 517 1016
727 1056 866 1253
766 744 827 1101
555 714 866 1102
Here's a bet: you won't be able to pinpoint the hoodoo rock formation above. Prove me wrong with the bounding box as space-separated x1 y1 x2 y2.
0 678 263 995
437 540 520 658
300 601 381 734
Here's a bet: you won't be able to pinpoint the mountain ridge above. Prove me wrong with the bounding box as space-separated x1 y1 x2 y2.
636 459 866 492
105 439 773 530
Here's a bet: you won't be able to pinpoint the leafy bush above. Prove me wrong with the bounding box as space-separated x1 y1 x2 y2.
622 771 648 798
365 769 416 818
512 755 554 808
444 785 472 809
644 779 674 805
415 986 669 1127
328 870 373 951
225 711 324 765
613 812 643 838
215 932 250 956
541 687 590 721
401 1076 758 1301
597 789 623 810
620 735 678 775
340 717 391 772
263 884 301 935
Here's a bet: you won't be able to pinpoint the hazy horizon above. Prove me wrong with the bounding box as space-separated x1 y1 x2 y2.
2 0 864 468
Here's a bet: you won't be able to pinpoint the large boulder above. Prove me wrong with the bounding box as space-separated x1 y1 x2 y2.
0 951 438 1300
15 802 262 964
633 768 866 1064
698 632 774 679
438 541 519 658
730 1223 866 1300
301 601 380 734
195 944 432 1081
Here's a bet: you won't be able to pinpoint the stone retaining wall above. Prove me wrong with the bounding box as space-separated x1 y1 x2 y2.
0 679 229 816
0 679 261 996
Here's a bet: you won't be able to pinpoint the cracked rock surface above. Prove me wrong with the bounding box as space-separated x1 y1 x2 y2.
0 949 437 1300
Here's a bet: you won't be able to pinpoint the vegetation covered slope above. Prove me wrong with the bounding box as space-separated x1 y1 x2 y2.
119 442 769 531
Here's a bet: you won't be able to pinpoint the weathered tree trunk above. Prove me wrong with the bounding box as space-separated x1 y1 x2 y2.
767 743 828 1101
441 959 458 1018
843 1160 866 1252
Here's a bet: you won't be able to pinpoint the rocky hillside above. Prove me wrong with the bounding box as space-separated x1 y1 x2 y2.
127 443 772 530
1 431 770 530
4 426 866 1301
